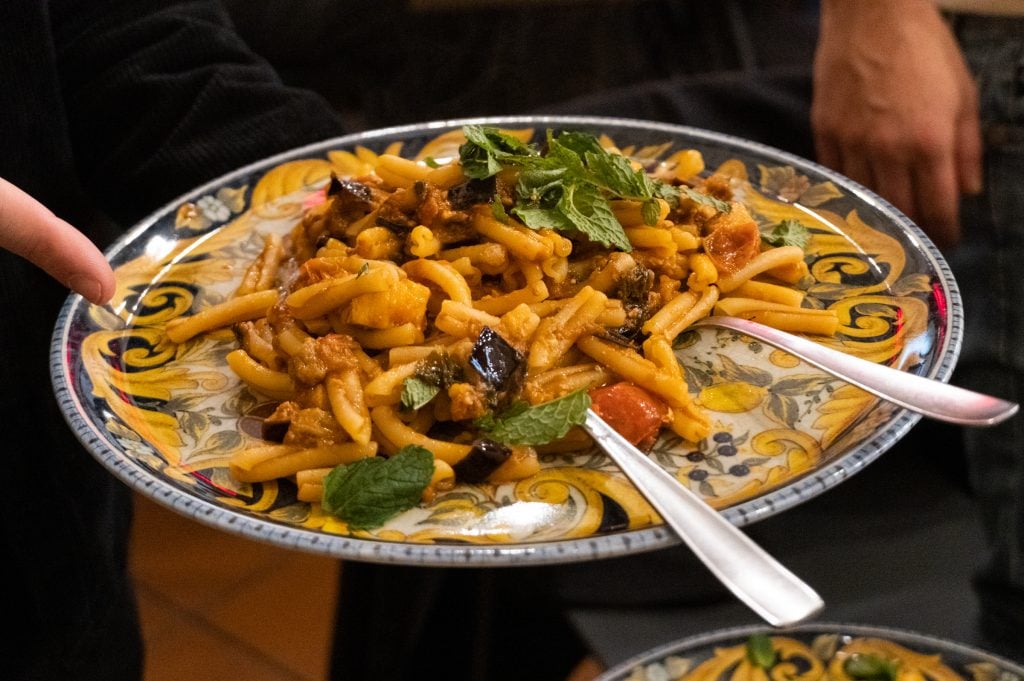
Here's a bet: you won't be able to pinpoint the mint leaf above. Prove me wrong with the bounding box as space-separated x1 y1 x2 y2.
550 130 606 158
745 634 778 669
512 162 577 232
491 196 510 223
679 185 732 213
559 183 632 251
585 149 656 200
513 205 575 232
473 401 525 436
843 655 900 681
641 199 661 226
321 445 435 530
653 181 682 207
480 390 591 445
546 133 590 177
459 125 537 179
515 164 569 206
400 377 440 411
761 219 810 249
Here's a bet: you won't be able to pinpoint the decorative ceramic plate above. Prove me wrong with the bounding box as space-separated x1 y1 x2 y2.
51 116 961 565
594 623 1024 681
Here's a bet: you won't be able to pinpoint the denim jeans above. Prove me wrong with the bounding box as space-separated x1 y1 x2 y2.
948 14 1024 660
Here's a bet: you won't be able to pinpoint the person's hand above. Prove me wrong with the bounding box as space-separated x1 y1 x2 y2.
0 177 115 304
812 0 983 249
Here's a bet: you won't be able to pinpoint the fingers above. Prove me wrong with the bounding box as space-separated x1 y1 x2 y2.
955 104 984 196
835 147 961 248
913 152 962 249
813 132 842 176
813 125 963 248
0 177 115 304
809 142 963 248
870 161 915 225
838 145 876 194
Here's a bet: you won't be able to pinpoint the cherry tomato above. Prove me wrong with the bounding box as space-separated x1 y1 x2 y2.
589 382 669 450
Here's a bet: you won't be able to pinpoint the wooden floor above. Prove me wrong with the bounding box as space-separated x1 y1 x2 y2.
129 492 339 681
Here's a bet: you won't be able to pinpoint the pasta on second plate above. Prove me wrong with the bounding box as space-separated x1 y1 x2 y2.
164 125 837 518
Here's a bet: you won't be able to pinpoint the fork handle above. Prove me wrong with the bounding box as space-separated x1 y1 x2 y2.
584 410 824 627
693 316 1018 427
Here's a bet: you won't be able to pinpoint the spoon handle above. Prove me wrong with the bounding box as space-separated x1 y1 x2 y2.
692 316 1018 427
583 409 824 627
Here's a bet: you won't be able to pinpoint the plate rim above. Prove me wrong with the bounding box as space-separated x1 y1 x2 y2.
50 115 964 566
593 622 1024 680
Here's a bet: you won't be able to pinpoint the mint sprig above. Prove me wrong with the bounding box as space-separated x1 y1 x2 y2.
761 218 811 249
476 390 591 446
461 126 718 253
552 182 633 252
321 445 435 530
511 133 635 251
459 126 538 179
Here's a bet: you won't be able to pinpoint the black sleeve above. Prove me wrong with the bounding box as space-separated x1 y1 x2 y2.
50 0 348 225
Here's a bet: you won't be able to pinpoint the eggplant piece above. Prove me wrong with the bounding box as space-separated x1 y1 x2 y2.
609 264 656 342
617 264 655 308
469 327 525 400
453 438 512 483
261 401 300 442
326 175 374 216
414 351 464 388
595 328 642 351
375 201 418 231
372 185 421 232
447 177 497 211
261 419 290 443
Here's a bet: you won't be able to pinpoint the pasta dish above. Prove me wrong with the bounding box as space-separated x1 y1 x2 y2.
162 126 837 528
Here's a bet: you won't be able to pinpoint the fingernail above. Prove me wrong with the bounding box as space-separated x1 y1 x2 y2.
67 274 103 304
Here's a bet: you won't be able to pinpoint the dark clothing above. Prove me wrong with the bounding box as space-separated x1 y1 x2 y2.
224 0 820 132
947 13 1024 662
1 1 343 678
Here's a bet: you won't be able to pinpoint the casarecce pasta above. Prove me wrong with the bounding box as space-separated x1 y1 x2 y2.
164 126 837 516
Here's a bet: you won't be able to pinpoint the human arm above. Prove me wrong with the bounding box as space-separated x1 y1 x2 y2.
811 0 982 248
0 177 115 304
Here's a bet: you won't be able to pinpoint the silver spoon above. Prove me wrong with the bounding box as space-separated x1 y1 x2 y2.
690 315 1018 427
583 409 825 627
